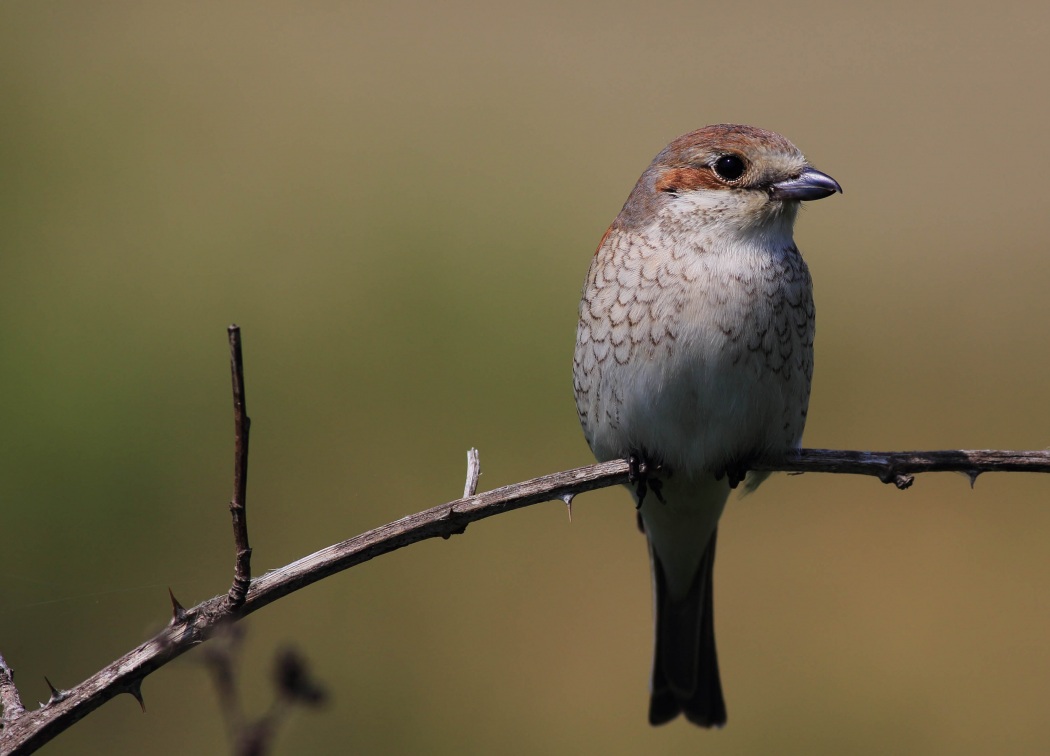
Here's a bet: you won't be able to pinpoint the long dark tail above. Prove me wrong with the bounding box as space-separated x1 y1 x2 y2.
648 527 726 727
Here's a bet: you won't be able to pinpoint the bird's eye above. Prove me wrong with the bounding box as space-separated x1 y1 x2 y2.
713 154 747 182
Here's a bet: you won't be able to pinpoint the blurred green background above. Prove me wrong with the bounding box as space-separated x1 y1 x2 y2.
2 1 1049 754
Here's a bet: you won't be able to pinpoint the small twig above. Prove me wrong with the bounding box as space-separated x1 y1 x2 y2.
225 325 253 610
463 448 480 498
3 444 1048 752
0 653 26 724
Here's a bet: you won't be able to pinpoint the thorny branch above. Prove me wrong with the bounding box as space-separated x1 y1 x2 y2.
748 448 1050 490
1 332 1049 754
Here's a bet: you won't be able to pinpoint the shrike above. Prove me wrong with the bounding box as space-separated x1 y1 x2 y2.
573 124 840 726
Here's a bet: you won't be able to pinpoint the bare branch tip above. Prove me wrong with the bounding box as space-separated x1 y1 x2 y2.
464 448 481 498
227 322 252 613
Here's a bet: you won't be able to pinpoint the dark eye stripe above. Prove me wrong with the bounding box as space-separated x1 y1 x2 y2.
654 167 724 193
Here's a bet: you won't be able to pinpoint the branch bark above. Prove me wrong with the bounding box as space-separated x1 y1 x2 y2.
748 448 1050 489
0 654 26 727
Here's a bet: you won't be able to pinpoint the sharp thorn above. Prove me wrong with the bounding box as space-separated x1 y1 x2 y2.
559 493 574 523
42 676 69 706
168 588 187 623
128 681 146 713
967 470 980 489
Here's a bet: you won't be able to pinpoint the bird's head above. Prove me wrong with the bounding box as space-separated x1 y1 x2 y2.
617 124 841 242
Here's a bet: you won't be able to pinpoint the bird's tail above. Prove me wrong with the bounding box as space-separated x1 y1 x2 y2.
648 527 726 727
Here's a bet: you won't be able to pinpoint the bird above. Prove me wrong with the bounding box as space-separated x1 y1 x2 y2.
573 124 840 727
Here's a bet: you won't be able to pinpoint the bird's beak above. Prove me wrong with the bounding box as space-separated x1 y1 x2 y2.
769 167 842 202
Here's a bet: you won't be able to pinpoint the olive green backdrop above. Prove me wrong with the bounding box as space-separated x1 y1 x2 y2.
2 2 1049 754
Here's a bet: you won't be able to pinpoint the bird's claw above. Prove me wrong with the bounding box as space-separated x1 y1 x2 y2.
718 460 750 490
627 452 645 484
628 451 666 509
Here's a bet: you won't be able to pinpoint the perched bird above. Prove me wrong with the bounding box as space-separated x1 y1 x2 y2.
573 125 840 727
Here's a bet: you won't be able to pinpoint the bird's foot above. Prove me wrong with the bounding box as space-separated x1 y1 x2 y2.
716 458 752 490
628 451 666 509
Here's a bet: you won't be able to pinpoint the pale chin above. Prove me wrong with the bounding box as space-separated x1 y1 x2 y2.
660 189 801 240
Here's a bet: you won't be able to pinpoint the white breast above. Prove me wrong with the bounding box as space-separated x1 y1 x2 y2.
573 220 814 478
